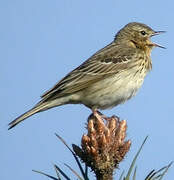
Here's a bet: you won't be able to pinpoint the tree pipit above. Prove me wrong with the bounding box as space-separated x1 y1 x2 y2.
9 22 165 129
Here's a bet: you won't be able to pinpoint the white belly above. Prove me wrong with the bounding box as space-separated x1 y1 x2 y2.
80 70 147 109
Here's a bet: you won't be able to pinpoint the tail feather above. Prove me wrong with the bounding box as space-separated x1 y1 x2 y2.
8 102 51 130
9 95 72 130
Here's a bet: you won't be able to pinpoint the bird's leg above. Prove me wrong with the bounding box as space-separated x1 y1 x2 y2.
92 109 119 122
92 108 106 127
92 108 102 120
92 108 119 123
92 109 108 121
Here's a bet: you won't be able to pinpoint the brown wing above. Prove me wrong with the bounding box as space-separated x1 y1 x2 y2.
41 42 136 101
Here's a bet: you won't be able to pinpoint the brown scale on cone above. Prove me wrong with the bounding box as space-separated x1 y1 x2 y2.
72 113 131 180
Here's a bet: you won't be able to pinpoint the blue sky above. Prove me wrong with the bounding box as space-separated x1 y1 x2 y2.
1 0 174 179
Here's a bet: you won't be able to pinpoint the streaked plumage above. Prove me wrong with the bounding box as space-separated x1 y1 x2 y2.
9 22 165 129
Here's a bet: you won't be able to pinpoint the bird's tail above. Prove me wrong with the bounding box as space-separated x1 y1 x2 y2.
8 102 47 130
8 99 63 130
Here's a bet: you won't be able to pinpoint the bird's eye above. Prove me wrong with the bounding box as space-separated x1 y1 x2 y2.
140 30 146 36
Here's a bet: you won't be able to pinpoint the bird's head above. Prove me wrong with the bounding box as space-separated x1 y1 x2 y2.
115 22 165 51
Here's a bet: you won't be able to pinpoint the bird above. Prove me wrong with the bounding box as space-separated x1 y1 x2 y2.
8 22 165 130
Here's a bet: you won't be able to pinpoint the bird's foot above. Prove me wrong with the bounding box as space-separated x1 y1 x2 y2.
92 109 103 121
92 109 120 122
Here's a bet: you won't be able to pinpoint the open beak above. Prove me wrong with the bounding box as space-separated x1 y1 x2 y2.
153 31 166 36
152 43 166 49
151 31 166 49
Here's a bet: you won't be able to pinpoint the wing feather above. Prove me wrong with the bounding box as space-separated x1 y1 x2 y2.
41 43 136 101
